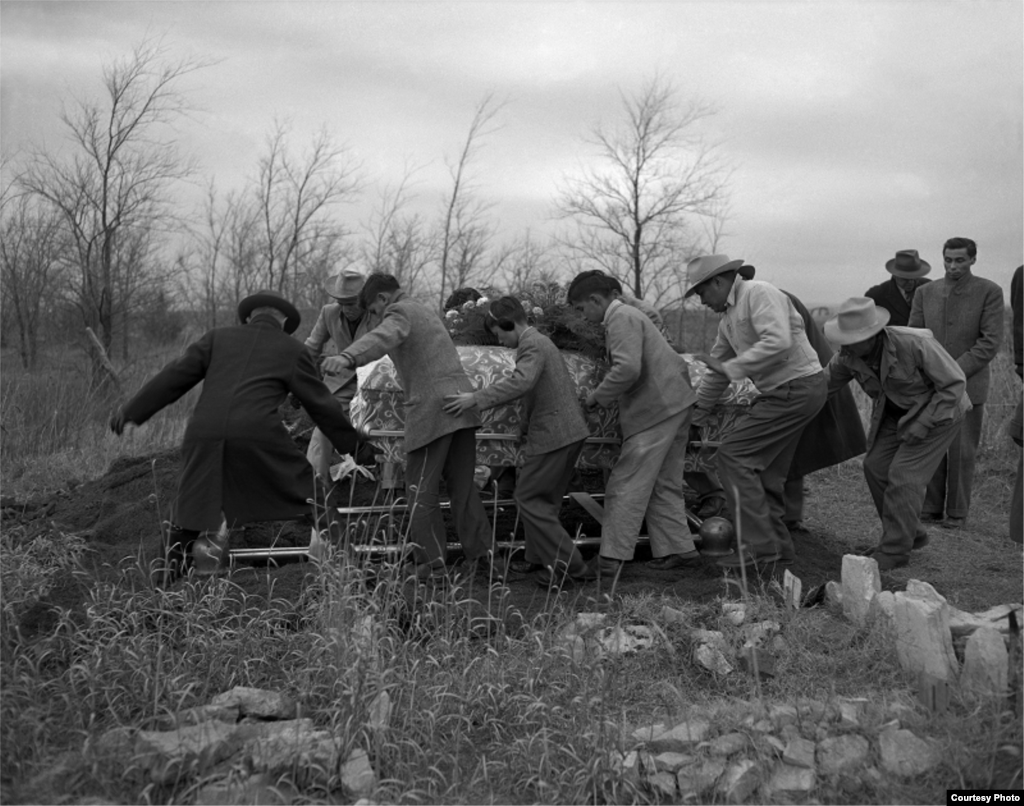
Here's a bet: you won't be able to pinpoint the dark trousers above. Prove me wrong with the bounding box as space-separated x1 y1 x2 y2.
405 428 494 568
924 403 983 519
515 440 589 576
864 413 963 557
716 372 827 559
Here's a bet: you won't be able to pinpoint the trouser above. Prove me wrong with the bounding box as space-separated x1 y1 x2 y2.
405 428 494 569
783 477 806 524
1010 399 1022 544
716 372 827 559
601 408 698 561
863 413 963 557
515 440 589 575
923 403 983 519
307 386 356 480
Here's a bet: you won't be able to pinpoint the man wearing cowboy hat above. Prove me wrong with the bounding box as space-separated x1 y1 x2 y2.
864 250 932 327
110 289 361 583
823 297 970 570
304 270 378 479
908 237 1004 528
685 254 827 569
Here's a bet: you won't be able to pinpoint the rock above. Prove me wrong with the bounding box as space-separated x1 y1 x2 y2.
961 627 1009 699
817 734 870 775
341 747 376 797
837 698 868 729
825 580 843 607
780 724 803 744
241 719 342 784
651 751 693 771
135 720 242 785
677 758 726 797
210 686 298 720
795 698 829 722
576 612 607 630
612 750 642 787
708 732 747 756
949 603 1023 637
648 770 678 797
770 635 789 653
762 735 786 754
841 555 880 626
739 646 776 678
165 703 241 728
648 720 710 752
193 772 298 805
869 590 896 629
751 719 774 733
695 643 734 675
661 605 689 626
596 624 654 656
631 723 667 742
367 690 392 732
769 704 799 728
783 736 816 769
893 592 959 681
722 602 747 625
878 726 941 776
716 758 760 804
905 579 947 605
765 761 815 797
783 569 803 610
89 726 135 763
692 628 729 652
742 620 781 647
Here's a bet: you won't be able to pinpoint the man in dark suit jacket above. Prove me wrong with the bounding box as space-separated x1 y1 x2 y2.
909 237 1004 527
865 250 932 327
111 290 360 583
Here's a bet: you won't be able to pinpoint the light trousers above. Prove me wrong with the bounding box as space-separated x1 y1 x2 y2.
923 403 983 519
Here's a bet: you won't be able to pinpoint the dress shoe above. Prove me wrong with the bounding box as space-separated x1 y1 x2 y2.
920 513 944 524
940 517 966 529
868 551 910 571
647 551 703 570
912 532 930 550
716 551 782 569
588 555 625 578
783 520 809 533
510 559 544 574
535 566 593 590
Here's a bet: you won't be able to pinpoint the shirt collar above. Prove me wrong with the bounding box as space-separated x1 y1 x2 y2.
603 298 624 325
725 276 744 310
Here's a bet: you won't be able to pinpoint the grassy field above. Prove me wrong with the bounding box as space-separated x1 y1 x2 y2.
0 308 1021 804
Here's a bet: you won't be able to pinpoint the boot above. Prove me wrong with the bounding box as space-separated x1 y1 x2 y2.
155 524 198 586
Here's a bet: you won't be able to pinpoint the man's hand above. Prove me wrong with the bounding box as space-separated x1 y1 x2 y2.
694 353 728 376
902 421 929 446
583 392 599 410
109 407 132 436
322 354 353 375
443 393 478 416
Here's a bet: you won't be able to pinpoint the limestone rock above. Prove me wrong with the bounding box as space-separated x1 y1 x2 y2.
783 736 816 769
905 579 946 605
769 703 799 728
576 612 607 630
691 628 729 652
367 690 392 733
841 555 880 626
717 758 760 804
837 698 868 729
241 719 341 784
166 703 240 728
722 602 747 625
695 643 734 675
596 624 654 656
651 751 693 771
135 720 242 785
631 723 667 742
677 758 726 798
961 626 1009 699
878 726 941 776
949 603 1023 637
210 687 298 720
765 761 815 797
661 605 689 626
193 772 298 805
708 732 747 756
648 720 710 752
741 620 781 647
817 734 870 775
612 750 642 788
648 770 677 798
783 569 803 610
341 747 376 797
825 580 843 607
893 592 959 681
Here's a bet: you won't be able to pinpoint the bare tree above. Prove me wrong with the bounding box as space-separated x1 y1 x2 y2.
556 74 729 303
18 39 207 370
491 230 562 295
437 93 504 311
361 171 435 296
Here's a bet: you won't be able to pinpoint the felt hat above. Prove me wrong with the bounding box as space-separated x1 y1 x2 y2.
328 270 366 302
823 297 891 345
684 254 745 297
738 264 756 280
237 289 301 334
885 250 931 279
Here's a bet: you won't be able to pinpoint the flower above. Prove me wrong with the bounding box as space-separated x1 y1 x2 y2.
445 309 458 320
476 296 490 306
462 301 476 311
532 306 544 317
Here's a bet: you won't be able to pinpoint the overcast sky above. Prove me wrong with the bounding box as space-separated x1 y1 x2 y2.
2 1 1021 306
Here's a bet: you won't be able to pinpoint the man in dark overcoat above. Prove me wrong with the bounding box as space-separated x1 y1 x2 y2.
110 289 360 582
864 250 932 327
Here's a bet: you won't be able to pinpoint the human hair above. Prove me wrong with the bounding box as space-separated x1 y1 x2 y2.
566 272 619 303
943 237 976 258
485 296 527 332
359 273 401 309
444 287 481 312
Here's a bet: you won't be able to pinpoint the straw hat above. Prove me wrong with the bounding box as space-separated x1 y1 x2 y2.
684 254 745 297
327 271 366 302
823 297 891 345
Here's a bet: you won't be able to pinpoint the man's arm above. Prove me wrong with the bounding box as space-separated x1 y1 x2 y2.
290 349 361 455
913 337 968 431
822 353 856 397
472 339 543 410
303 307 331 358
589 312 643 407
955 283 1004 378
720 285 794 381
338 306 413 369
692 329 737 426
907 290 925 328
117 332 213 429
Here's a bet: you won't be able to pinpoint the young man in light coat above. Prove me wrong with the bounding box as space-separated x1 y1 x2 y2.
567 272 703 583
908 237 1004 527
444 296 596 589
326 274 495 582
823 297 970 570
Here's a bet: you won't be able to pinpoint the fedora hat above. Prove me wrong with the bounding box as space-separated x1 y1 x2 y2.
327 270 366 302
738 264 756 280
684 254 745 297
237 289 301 334
823 297 891 345
885 250 931 279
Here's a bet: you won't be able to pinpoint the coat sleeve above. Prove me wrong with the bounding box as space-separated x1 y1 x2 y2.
591 311 642 407
722 285 794 381
340 306 413 367
694 325 737 416
289 349 360 455
122 332 213 425
907 291 925 328
303 307 331 358
914 337 968 430
473 338 542 410
823 353 856 398
956 283 1004 379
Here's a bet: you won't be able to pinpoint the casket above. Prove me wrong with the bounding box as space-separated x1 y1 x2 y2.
350 345 757 474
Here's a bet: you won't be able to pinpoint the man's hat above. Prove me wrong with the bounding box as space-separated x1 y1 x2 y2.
328 271 366 302
885 250 931 279
684 254 745 297
738 264 756 280
823 297 891 345
237 289 301 334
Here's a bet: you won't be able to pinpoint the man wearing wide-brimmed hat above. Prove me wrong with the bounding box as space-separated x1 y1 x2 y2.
304 270 377 479
685 254 827 570
864 249 932 327
110 289 361 583
823 297 970 570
